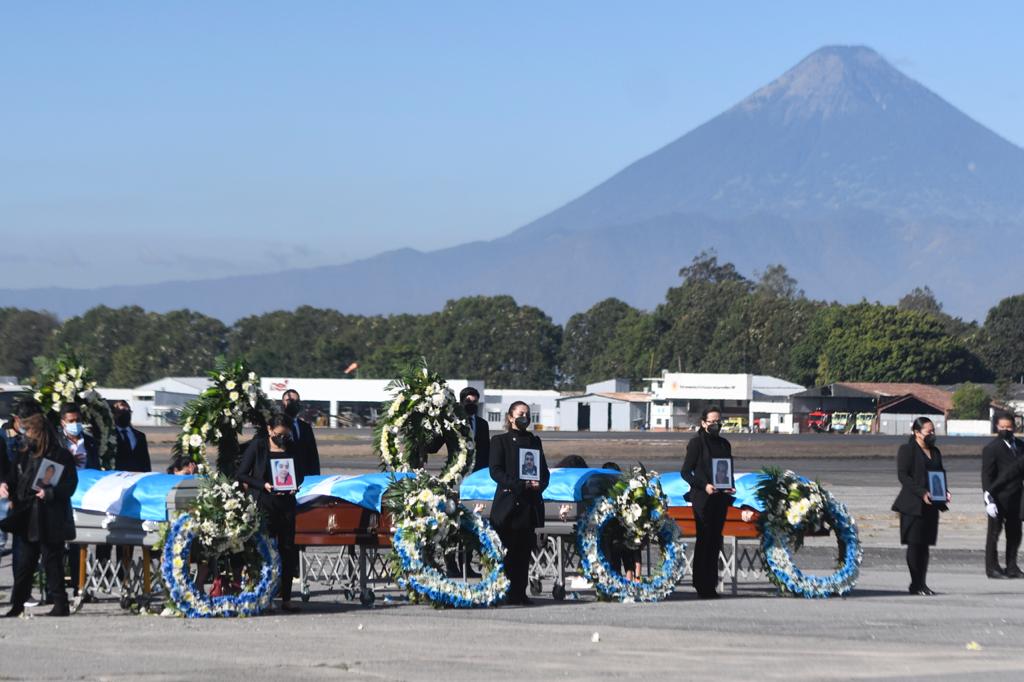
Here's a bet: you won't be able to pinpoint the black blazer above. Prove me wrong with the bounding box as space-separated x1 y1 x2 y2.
292 419 320 477
114 426 152 472
428 415 491 472
4 444 78 543
489 429 550 531
237 437 305 513
982 436 1024 512
681 429 734 515
892 441 947 517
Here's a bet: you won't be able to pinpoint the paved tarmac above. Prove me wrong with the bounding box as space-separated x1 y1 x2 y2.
1 434 1020 680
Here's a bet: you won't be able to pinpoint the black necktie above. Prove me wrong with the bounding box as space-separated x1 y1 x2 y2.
121 429 131 449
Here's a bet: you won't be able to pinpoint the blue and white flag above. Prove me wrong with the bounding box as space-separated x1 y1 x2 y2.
72 469 195 521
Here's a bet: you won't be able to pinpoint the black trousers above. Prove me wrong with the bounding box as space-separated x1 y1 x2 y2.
692 495 729 596
907 543 930 590
11 540 67 610
268 504 297 602
986 514 1022 572
497 527 535 603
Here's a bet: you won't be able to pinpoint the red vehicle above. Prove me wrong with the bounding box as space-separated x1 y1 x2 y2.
804 410 832 433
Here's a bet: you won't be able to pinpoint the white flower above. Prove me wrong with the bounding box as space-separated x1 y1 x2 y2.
34 392 43 402
229 391 239 401
188 434 203 448
225 380 237 390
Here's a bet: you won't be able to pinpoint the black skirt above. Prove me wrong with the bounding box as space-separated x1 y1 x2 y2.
900 505 939 546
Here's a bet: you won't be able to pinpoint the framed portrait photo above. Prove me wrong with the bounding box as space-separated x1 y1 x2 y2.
927 471 947 504
271 458 297 492
712 457 733 490
518 448 541 482
32 458 66 492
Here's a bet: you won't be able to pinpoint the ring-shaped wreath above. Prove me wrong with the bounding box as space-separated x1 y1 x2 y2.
162 513 281 617
577 466 687 602
390 502 509 608
756 468 862 598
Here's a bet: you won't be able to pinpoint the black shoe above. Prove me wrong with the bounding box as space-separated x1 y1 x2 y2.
519 597 535 606
697 591 720 599
280 602 300 614
48 602 70 617
3 606 24 618
918 586 936 596
1005 567 1024 579
987 570 1008 579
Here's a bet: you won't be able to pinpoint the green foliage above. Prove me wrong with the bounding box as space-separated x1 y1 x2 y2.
813 302 985 384
0 308 59 381
950 382 991 420
978 294 1024 382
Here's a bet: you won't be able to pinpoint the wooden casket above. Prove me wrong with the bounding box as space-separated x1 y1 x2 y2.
294 473 412 547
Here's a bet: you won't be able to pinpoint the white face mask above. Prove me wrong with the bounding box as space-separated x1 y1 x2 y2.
64 422 84 438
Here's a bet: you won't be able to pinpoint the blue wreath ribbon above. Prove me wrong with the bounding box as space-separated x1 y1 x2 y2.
577 497 686 602
161 513 281 617
391 505 509 608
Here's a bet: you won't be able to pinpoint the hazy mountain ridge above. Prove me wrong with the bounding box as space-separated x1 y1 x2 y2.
5 45 1022 323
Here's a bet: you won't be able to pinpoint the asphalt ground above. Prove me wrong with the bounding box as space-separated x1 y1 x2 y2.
1 431 1022 680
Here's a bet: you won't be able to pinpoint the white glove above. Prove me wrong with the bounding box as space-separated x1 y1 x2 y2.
984 491 999 519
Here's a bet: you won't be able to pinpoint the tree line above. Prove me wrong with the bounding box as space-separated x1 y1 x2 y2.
1 253 1021 391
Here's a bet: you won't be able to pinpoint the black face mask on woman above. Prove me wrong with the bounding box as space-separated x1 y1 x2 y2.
271 433 293 449
514 415 530 430
706 423 722 436
923 433 937 447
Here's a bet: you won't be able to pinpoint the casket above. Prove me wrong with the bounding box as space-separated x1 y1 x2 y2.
72 471 201 546
294 473 412 547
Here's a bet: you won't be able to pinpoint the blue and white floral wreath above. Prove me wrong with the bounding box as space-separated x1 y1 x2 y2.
162 513 281 617
577 466 686 602
756 469 862 598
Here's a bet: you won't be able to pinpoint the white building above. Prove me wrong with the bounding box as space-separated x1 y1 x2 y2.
261 377 485 428
556 379 651 432
644 371 804 431
97 377 213 426
482 388 561 431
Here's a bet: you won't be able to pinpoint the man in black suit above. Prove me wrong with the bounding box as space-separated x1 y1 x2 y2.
111 401 151 472
982 412 1024 578
460 387 490 472
282 390 320 477
60 403 100 470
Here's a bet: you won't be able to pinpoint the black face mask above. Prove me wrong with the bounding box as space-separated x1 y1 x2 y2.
114 412 131 428
923 433 937 447
463 402 478 416
706 423 722 436
283 402 301 418
514 415 530 430
271 433 293 449
999 429 1015 442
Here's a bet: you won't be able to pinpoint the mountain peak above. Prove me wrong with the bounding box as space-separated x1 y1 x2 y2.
739 45 912 119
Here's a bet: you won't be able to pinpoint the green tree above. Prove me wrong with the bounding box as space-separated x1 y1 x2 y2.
950 382 991 419
48 306 151 384
978 294 1024 382
559 298 640 388
0 308 59 381
814 302 985 384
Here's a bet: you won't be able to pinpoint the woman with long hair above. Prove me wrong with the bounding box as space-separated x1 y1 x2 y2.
237 412 304 612
489 401 549 605
892 417 950 595
0 413 78 617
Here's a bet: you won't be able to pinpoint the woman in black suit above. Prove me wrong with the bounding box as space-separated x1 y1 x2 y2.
892 417 950 595
681 406 735 599
237 413 304 612
489 401 550 605
1 413 78 617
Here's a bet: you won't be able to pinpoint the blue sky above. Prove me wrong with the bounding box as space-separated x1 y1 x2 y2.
2 1 1022 289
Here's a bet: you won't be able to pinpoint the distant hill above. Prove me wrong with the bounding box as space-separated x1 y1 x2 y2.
5 46 1022 322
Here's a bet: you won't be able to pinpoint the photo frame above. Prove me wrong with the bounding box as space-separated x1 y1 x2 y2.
32 458 65 491
271 457 297 492
712 457 733 490
518 448 540 481
927 471 947 504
